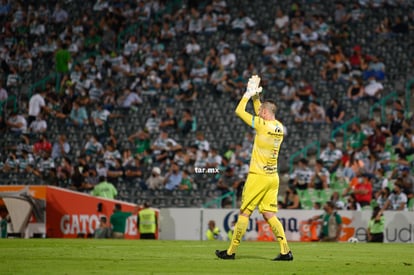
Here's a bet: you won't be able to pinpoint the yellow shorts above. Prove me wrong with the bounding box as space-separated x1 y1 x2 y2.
240 173 279 214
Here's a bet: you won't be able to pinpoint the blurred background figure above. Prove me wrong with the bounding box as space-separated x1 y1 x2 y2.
206 220 222 240
367 206 384 243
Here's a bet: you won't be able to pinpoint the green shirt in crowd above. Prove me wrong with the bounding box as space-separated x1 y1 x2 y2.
91 181 118 199
55 48 71 73
110 211 132 234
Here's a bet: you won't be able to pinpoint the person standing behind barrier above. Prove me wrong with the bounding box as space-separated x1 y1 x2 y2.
137 202 157 240
367 206 385 243
308 201 342 242
206 220 222 240
94 216 112 239
110 204 134 239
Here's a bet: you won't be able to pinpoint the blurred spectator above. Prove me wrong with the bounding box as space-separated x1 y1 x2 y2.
33 134 52 157
103 142 121 169
363 76 383 100
194 131 210 153
367 126 386 152
28 114 47 134
106 158 124 183
334 2 350 26
84 134 104 157
283 187 301 209
128 130 151 156
151 130 181 159
394 128 414 158
206 220 222 240
320 141 343 173
289 158 313 190
110 204 134 239
33 152 56 184
178 109 195 136
310 159 330 190
307 101 325 124
194 149 209 169
273 9 289 33
91 176 118 199
345 193 362 210
372 168 389 196
202 5 218 34
17 148 34 173
396 166 414 200
231 10 255 33
55 41 71 76
124 155 145 188
28 89 48 126
0 84 7 101
51 134 71 160
57 156 73 184
216 166 238 195
219 46 236 71
190 60 209 87
117 88 143 111
375 143 391 172
175 73 198 102
281 77 296 102
94 216 112 239
379 181 407 211
159 107 178 134
188 8 203 34
52 3 68 24
145 108 161 135
2 151 18 173
391 15 409 34
163 162 182 191
308 201 342 242
146 167 165 190
363 56 386 81
184 35 201 56
325 99 345 130
347 123 367 151
367 206 385 243
69 100 88 128
375 186 391 210
295 79 315 102
352 174 373 207
178 169 193 190
363 154 381 179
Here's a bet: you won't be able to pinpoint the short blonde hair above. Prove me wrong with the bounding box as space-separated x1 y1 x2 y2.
262 100 277 115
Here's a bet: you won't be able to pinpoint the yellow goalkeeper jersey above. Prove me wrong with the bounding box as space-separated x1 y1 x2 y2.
235 96 284 176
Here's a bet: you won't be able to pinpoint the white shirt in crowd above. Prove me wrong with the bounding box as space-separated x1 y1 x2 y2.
28 93 45 117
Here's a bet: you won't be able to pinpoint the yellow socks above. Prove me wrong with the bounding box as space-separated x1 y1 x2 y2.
227 215 249 255
267 216 290 254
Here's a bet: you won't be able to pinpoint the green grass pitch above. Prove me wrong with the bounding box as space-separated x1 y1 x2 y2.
0 239 413 274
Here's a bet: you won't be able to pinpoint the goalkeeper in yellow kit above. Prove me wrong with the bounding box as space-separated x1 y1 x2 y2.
215 75 293 261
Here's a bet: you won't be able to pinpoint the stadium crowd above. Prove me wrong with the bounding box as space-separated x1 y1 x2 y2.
0 0 413 210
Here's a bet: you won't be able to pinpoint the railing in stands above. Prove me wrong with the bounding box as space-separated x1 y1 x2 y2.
368 91 398 123
288 141 320 173
202 191 236 209
331 116 360 150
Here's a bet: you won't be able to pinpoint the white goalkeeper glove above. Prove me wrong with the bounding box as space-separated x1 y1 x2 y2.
244 75 263 98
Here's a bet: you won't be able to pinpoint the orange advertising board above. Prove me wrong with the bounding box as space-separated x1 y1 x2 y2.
46 186 139 239
0 185 159 239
